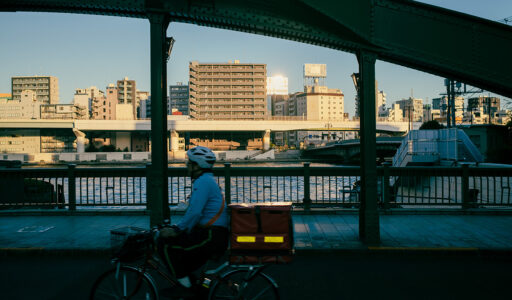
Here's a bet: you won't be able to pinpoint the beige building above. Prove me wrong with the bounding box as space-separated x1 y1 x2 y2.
40 104 88 120
0 129 40 153
396 97 424 122
387 103 403 122
11 76 59 104
117 77 137 119
73 86 104 119
0 90 41 119
294 85 344 121
189 61 267 120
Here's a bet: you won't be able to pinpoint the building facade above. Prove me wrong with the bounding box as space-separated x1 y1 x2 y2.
0 90 40 119
189 61 267 120
11 76 59 104
169 82 189 115
117 77 137 119
73 86 104 119
396 97 424 122
40 104 88 120
468 96 500 121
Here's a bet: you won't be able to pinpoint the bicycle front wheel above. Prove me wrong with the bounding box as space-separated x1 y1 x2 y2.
209 269 279 300
90 265 158 300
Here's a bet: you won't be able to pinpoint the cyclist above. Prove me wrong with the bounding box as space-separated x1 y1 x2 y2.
159 146 229 296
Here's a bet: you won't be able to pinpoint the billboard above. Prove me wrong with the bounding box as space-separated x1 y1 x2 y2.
304 64 326 77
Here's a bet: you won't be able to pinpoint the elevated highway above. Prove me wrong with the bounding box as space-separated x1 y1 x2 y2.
0 119 418 133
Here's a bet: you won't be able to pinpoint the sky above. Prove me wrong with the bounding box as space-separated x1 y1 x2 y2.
0 0 511 116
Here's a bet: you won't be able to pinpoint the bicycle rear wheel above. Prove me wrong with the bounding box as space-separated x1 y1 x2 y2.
209 269 279 300
90 265 158 300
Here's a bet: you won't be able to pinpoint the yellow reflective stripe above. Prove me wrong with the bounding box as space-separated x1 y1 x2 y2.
236 236 256 243
264 236 284 243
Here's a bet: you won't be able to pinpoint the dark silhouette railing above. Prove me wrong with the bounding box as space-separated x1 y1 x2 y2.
0 164 511 211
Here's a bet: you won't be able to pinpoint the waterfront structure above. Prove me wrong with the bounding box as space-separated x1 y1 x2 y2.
188 60 267 120
11 76 59 104
396 97 424 122
0 129 40 153
0 90 40 119
117 77 137 119
168 82 189 115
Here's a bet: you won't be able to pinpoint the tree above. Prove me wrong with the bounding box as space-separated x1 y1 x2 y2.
419 120 445 130
85 143 98 152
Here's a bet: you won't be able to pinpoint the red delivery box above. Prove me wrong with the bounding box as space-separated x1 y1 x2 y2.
229 202 294 264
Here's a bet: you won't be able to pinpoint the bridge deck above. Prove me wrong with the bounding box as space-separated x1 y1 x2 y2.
1 212 511 252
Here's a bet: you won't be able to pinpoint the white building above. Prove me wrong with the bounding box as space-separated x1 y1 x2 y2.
73 86 104 119
0 90 41 119
387 103 403 122
267 75 288 95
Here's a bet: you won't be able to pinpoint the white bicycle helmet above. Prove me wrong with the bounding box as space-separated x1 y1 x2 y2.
187 146 216 169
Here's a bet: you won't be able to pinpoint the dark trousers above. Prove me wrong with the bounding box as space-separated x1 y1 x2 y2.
159 226 229 278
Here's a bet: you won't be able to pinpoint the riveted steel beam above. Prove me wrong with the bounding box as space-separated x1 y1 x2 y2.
357 51 380 245
147 12 170 227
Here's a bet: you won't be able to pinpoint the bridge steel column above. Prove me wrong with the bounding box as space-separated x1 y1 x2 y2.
147 13 170 227
357 51 380 245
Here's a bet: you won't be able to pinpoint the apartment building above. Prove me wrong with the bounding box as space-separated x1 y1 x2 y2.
117 77 137 119
0 90 40 119
396 97 424 122
292 85 344 121
11 76 59 104
73 86 104 119
40 104 88 120
189 61 267 120
169 82 189 115
432 96 464 123
468 96 500 118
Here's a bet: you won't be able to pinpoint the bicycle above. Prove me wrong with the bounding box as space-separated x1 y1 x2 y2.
89 226 281 300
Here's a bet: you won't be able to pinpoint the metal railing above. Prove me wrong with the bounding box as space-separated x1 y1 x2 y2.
1 164 511 211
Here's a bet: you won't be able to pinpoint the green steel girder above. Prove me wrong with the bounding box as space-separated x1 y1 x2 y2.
2 0 511 96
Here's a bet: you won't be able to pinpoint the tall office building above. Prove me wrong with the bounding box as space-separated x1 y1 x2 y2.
169 82 189 115
117 77 137 119
189 60 267 120
11 76 59 104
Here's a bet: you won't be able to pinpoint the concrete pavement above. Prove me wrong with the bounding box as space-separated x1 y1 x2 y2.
1 210 512 256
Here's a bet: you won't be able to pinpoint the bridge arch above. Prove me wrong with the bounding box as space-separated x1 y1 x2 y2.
3 0 511 95
3 0 511 244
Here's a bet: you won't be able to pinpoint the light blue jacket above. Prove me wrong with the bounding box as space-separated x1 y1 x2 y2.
177 172 229 233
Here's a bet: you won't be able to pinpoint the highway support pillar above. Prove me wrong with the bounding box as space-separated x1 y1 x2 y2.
263 129 271 151
147 13 170 227
170 130 180 152
357 51 380 245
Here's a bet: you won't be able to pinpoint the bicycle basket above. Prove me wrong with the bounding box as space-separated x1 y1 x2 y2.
110 227 151 262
